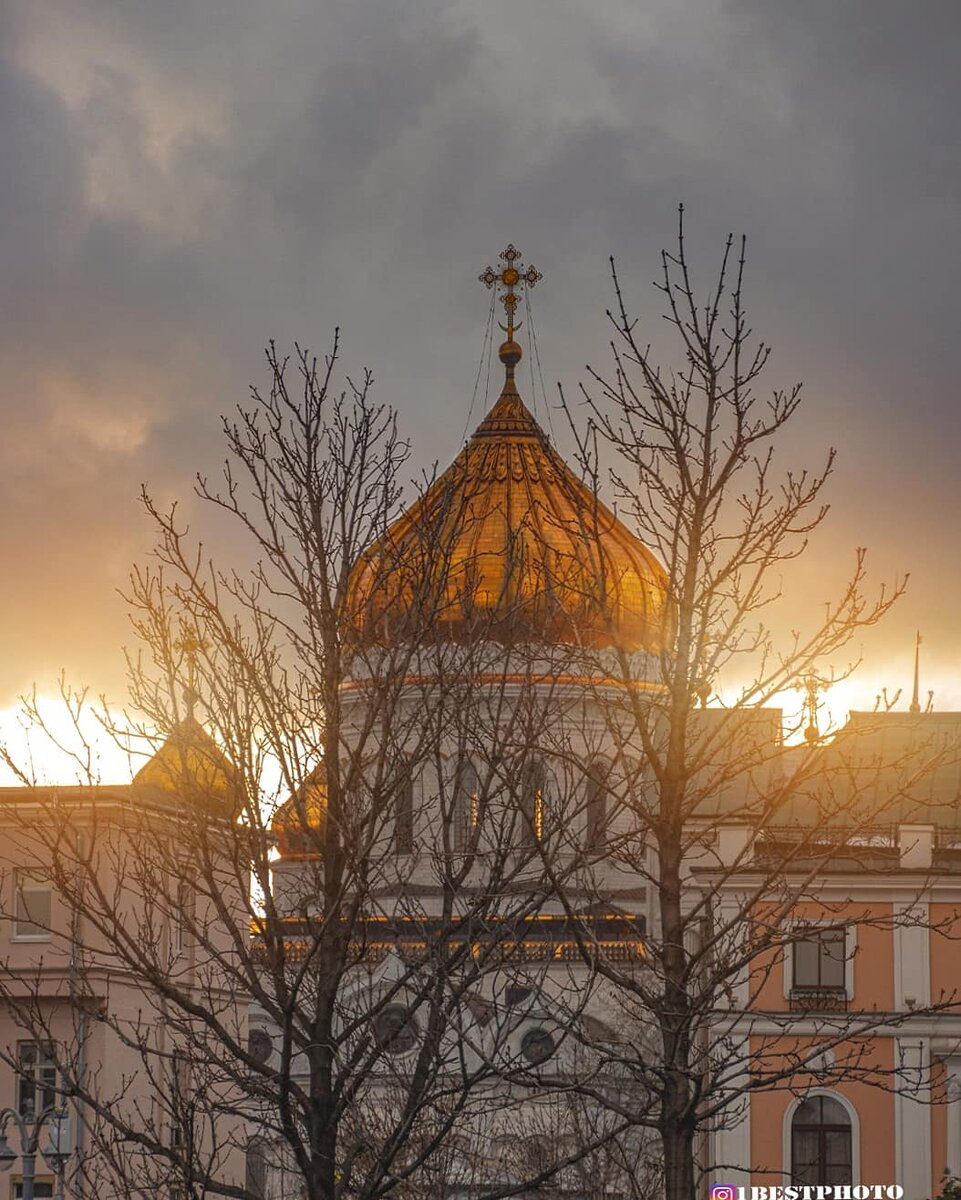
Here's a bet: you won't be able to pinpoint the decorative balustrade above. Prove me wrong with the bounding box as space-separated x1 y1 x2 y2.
251 911 647 966
788 987 849 1013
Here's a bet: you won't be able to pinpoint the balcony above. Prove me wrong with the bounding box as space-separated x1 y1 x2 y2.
789 987 849 1013
252 911 648 966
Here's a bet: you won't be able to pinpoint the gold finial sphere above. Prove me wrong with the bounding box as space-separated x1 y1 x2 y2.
498 340 523 367
797 671 830 746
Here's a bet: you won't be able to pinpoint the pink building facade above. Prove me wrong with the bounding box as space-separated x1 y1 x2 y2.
706 714 961 1198
0 722 249 1199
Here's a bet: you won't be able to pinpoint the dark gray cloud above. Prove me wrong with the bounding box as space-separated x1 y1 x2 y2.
1 0 960 717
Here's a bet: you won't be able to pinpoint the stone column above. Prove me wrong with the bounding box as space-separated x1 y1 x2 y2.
945 1063 961 1181
894 901 930 1011
895 1038 932 1200
711 1074 752 1193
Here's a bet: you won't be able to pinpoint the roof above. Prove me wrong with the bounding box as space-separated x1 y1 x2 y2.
132 717 240 815
271 764 326 858
345 374 672 653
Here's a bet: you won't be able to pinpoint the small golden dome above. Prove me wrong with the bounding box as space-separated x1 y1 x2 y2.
345 375 672 653
271 765 326 858
132 716 239 814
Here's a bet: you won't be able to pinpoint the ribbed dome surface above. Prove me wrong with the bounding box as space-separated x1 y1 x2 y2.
271 765 326 858
345 376 671 653
132 716 238 814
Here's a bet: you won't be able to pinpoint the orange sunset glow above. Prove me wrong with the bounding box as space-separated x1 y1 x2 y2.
1 5 960 740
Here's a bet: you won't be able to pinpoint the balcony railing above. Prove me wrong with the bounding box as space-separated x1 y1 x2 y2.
760 826 897 848
252 911 648 966
789 986 849 1012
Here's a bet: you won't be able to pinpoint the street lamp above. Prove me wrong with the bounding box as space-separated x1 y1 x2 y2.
0 1105 71 1200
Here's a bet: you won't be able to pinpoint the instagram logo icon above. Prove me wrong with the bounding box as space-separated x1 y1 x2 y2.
711 1188 737 1200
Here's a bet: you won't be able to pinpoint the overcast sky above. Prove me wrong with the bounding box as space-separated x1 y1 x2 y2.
2 0 960 738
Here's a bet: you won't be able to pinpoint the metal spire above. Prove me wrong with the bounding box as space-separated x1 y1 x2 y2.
909 631 922 713
797 673 831 745
174 629 207 721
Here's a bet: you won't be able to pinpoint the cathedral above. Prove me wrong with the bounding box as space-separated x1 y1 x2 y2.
1 246 961 1200
259 247 961 1198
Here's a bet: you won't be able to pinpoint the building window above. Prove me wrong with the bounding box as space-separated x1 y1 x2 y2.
14 1184 54 1199
173 879 192 957
245 1138 268 1200
792 927 847 992
169 1056 192 1150
247 1029 273 1065
523 1134 554 1176
16 1041 57 1118
519 759 547 845
14 870 51 939
394 773 414 855
584 759 611 850
791 1095 853 1185
372 1005 418 1055
506 983 533 1007
520 1027 556 1066
454 757 481 850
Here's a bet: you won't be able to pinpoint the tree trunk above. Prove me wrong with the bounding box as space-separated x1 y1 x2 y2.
663 1122 697 1200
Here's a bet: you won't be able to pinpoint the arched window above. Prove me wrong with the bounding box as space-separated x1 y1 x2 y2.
584 758 611 850
394 771 414 855
245 1137 268 1200
518 758 547 845
454 757 481 850
791 1094 853 1186
247 1028 272 1065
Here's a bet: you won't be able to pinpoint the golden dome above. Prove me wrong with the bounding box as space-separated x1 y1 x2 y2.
132 716 239 814
345 374 671 653
271 766 326 859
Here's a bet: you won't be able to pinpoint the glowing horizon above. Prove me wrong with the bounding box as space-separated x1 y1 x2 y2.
0 697 140 788
5 656 961 788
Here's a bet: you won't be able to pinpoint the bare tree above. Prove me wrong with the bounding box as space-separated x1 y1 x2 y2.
3 229 952 1200
535 209 961 1200
0 334 641 1200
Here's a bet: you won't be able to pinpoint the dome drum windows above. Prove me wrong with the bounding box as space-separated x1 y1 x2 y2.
454 757 482 850
393 773 414 856
518 758 548 846
584 758 612 851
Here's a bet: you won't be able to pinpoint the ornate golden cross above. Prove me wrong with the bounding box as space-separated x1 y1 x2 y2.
478 244 542 343
174 628 208 718
797 673 830 744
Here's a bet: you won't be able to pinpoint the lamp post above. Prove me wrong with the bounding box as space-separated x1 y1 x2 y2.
0 1106 71 1200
